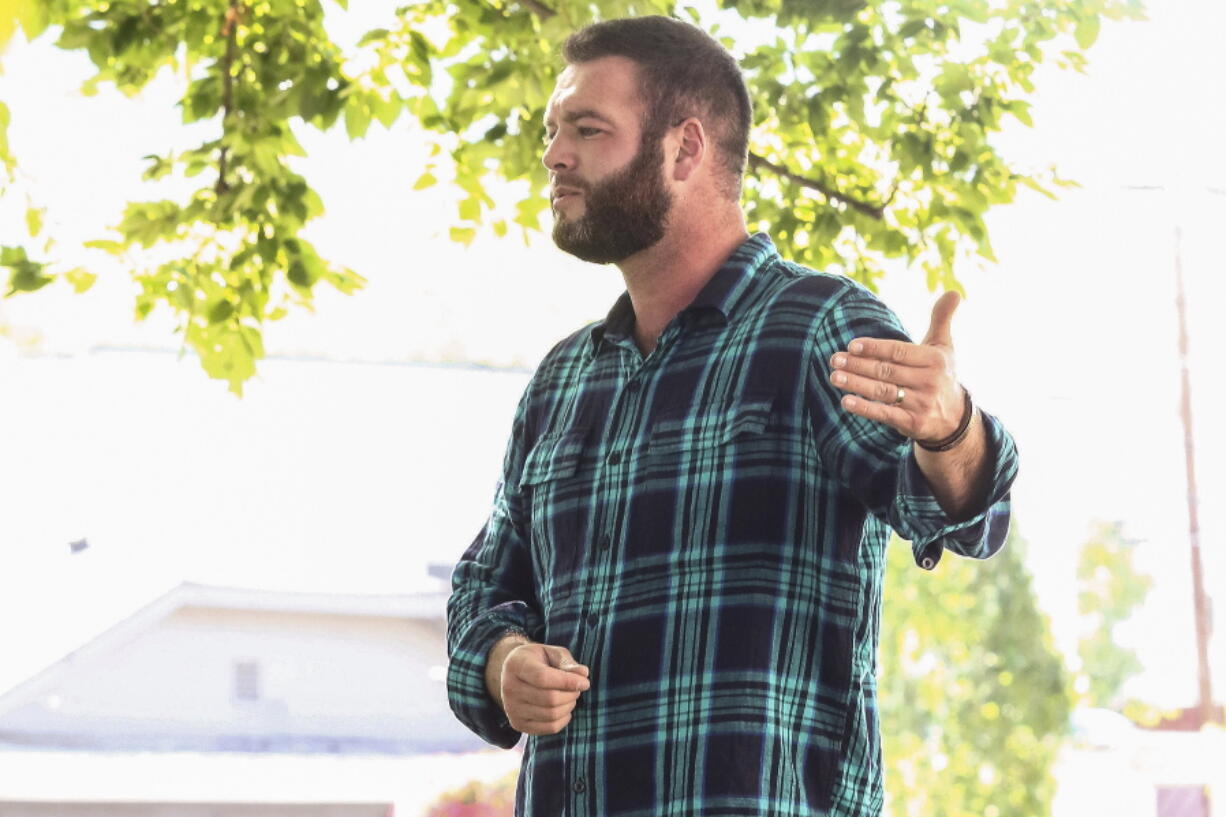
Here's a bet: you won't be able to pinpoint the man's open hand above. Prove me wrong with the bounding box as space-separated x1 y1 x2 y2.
828 291 966 444
494 641 590 736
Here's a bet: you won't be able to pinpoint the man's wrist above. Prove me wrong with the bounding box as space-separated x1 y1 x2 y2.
916 386 975 452
484 630 531 710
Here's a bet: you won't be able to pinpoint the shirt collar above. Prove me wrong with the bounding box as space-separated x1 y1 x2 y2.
586 233 778 359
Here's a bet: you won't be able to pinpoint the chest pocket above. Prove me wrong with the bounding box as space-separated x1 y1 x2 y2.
521 426 589 598
648 395 775 458
629 394 781 561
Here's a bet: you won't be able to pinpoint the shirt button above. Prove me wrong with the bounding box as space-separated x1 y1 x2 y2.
607 450 623 466
585 610 598 628
573 778 586 794
598 534 611 551
921 556 936 570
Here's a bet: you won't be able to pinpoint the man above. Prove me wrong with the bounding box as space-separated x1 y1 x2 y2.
446 16 1017 817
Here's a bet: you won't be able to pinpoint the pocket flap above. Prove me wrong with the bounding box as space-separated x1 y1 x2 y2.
649 396 774 455
521 427 589 486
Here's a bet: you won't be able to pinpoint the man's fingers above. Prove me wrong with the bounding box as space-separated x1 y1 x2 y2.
513 660 591 692
562 662 590 678
502 646 587 736
514 684 581 708
830 369 931 408
841 338 944 369
830 352 930 389
839 394 916 437
921 290 960 347
508 698 577 724
511 713 574 736
543 645 585 671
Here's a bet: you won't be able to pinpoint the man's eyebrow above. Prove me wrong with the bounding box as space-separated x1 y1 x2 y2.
545 108 617 129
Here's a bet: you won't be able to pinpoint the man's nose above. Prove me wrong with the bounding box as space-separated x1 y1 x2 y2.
542 134 574 172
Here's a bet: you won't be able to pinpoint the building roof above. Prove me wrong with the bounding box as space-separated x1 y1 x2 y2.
0 581 451 723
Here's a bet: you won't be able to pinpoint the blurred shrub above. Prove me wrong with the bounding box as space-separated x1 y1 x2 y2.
424 769 517 817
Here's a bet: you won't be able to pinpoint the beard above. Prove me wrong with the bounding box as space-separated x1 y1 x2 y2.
551 135 673 265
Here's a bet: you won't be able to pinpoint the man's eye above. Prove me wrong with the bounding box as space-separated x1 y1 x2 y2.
577 127 602 138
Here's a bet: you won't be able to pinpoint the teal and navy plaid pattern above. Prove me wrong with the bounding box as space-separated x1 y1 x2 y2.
447 233 1018 816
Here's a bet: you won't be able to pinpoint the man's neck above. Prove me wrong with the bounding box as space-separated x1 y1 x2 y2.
617 217 749 356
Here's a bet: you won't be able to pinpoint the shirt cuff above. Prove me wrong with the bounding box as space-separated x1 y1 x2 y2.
891 409 1019 570
446 601 540 749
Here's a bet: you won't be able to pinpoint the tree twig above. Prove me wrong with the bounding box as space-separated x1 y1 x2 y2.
519 0 557 18
216 0 242 196
748 152 886 220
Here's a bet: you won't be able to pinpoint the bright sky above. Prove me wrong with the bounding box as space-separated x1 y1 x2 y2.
1 1 1224 709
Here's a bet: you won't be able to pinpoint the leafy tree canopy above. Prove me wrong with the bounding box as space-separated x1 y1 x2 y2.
879 525 1070 817
0 0 1142 392
1075 520 1154 713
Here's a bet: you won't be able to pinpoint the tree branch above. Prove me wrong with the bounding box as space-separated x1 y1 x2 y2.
216 0 242 196
519 0 557 19
748 152 886 220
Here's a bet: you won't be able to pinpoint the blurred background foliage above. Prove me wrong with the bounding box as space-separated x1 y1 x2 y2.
425 771 517 816
880 525 1071 817
0 0 1142 391
878 518 1156 817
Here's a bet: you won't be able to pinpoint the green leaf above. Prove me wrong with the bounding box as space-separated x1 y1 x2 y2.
449 226 476 245
208 299 235 324
287 259 311 288
344 102 372 140
458 196 481 221
257 237 279 264
413 171 437 190
1 245 28 265
5 256 54 295
409 30 432 65
372 93 402 128
84 238 126 254
1007 100 1034 127
1074 15 1101 49
357 27 390 47
64 267 98 293
16 0 50 40
898 19 927 39
25 205 44 237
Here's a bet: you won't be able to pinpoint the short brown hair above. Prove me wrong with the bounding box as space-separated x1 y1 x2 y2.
562 16 752 199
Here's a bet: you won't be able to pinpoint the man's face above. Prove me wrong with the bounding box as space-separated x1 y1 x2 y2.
542 57 673 264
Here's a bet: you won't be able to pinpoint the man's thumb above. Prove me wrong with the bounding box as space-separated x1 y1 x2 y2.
922 290 961 347
543 644 586 673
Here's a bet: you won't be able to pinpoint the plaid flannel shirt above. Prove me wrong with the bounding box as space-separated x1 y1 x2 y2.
447 233 1018 816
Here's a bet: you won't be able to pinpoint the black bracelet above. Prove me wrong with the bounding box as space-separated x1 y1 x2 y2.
916 387 975 452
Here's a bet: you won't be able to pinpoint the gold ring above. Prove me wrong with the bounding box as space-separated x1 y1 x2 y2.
892 387 905 406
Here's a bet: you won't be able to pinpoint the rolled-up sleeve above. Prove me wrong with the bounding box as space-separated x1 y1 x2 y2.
806 283 1019 570
446 385 543 748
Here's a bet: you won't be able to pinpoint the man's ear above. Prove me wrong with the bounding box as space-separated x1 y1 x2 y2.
670 118 706 183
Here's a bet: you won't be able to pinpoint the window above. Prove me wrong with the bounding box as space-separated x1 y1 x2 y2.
233 660 261 702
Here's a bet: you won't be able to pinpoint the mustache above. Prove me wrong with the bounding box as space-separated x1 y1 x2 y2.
551 176 591 194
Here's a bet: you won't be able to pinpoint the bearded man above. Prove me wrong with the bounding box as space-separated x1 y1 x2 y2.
446 15 1017 817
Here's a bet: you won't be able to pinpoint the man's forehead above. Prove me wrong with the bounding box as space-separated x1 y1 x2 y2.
544 56 644 124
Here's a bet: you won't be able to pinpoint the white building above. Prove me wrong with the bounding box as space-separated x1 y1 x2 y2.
0 582 521 817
